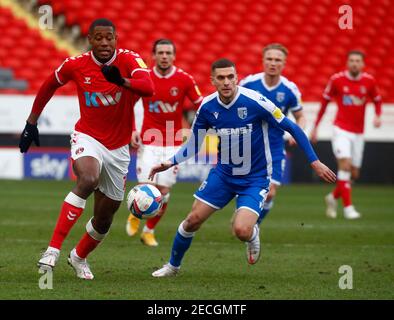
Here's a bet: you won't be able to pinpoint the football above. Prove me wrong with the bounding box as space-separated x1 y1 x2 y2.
126 184 163 219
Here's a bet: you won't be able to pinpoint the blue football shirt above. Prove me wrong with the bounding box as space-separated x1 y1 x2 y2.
240 73 303 161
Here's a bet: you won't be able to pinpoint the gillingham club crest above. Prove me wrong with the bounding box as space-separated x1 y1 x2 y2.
276 91 285 103
237 107 247 119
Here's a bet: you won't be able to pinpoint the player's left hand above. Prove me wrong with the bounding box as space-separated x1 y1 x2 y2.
373 116 382 128
148 161 173 181
101 65 125 86
131 131 141 149
310 160 336 183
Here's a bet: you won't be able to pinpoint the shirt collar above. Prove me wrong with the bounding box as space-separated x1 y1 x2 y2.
216 86 241 109
90 49 117 66
261 72 282 91
345 70 362 81
153 66 176 78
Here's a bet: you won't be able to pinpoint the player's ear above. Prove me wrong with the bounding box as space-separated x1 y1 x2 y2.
87 33 92 43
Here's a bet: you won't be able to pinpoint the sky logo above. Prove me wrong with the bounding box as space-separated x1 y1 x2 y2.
24 153 69 180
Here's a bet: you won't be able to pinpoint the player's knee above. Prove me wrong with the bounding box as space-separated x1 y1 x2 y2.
351 168 360 180
338 160 352 172
233 224 253 241
78 174 99 193
183 213 203 232
266 191 275 202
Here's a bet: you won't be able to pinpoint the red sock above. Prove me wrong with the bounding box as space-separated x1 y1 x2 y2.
146 202 168 230
341 180 352 207
75 232 101 259
49 193 86 250
332 180 343 199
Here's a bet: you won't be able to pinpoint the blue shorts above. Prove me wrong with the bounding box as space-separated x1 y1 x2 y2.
271 158 286 186
194 169 269 217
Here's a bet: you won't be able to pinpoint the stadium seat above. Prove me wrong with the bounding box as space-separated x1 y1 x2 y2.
1 0 393 101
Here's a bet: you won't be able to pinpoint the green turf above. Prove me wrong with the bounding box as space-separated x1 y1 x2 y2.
0 179 393 299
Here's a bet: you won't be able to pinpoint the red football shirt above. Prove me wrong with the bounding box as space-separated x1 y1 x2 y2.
323 71 381 133
55 49 150 149
140 66 203 146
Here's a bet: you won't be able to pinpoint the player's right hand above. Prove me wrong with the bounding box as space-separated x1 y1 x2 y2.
19 121 40 153
310 160 336 183
148 161 173 181
131 131 141 149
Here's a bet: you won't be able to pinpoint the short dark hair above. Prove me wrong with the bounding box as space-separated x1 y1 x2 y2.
348 50 365 59
211 58 236 72
263 43 288 57
89 18 116 34
152 39 176 54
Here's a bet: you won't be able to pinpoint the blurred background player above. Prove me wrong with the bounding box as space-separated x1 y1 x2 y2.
18 18 153 279
149 59 336 277
240 43 305 224
126 39 203 246
310 50 382 219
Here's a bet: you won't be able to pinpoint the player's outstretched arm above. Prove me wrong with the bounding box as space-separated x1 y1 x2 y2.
310 98 330 144
148 161 173 181
278 117 336 183
310 160 336 183
19 73 62 153
149 106 209 181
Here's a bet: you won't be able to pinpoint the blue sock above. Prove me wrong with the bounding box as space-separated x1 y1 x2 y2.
169 221 195 267
257 200 274 225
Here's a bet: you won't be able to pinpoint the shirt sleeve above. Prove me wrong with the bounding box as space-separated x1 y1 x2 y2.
169 104 210 165
123 50 150 78
369 77 382 102
322 76 337 100
255 93 318 163
288 83 303 112
55 58 74 85
185 74 203 106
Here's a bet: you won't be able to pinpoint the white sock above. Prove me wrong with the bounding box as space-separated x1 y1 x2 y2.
47 246 60 254
248 225 259 242
143 226 154 233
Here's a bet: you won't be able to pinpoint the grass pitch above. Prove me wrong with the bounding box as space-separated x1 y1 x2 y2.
0 180 393 300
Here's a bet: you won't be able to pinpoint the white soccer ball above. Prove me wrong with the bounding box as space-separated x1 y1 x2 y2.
126 184 163 219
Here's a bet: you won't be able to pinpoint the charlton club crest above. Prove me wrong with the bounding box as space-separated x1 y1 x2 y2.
170 87 179 96
237 107 247 119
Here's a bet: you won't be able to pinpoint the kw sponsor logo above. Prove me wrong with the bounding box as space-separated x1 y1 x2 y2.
149 101 179 113
343 95 366 106
84 91 122 107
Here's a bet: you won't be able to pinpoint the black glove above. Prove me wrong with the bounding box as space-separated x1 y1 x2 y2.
101 65 125 86
19 121 40 153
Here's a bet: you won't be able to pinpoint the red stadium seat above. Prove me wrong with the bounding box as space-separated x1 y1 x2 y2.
1 0 393 101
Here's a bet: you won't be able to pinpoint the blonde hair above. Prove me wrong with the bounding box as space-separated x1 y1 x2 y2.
263 43 288 57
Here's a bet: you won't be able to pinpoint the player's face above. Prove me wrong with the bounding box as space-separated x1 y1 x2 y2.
211 67 238 103
88 26 117 63
347 54 364 76
153 44 175 71
263 49 286 76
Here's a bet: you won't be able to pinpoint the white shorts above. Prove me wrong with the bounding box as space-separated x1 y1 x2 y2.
136 144 180 188
70 131 130 201
331 126 365 168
